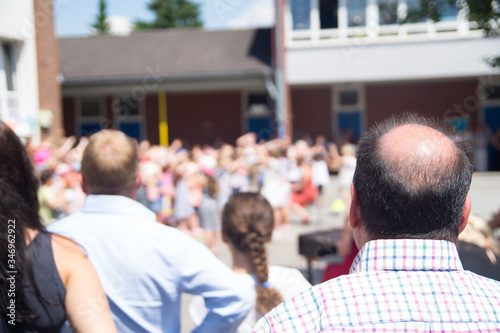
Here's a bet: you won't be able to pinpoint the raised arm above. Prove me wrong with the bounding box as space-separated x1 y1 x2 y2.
52 235 117 333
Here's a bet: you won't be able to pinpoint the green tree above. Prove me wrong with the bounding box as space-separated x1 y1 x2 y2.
406 0 499 34
91 0 110 35
404 0 456 23
405 0 499 66
466 0 500 37
134 0 202 31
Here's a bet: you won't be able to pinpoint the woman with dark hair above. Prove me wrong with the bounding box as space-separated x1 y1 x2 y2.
0 121 116 332
190 193 311 331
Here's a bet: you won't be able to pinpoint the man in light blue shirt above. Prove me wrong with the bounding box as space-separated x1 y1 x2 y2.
49 129 251 333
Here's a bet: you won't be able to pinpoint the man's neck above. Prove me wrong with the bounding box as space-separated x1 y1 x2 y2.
87 191 137 200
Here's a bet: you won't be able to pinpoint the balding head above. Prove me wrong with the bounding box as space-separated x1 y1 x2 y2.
380 124 459 191
352 114 473 242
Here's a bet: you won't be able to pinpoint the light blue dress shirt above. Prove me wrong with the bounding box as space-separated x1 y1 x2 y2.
48 195 252 333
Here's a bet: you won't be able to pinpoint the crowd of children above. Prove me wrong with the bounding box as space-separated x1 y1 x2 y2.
27 130 357 253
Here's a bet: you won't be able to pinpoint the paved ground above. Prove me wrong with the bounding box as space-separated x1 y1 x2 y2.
181 172 500 332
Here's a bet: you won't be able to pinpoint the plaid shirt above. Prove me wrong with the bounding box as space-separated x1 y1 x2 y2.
253 239 500 332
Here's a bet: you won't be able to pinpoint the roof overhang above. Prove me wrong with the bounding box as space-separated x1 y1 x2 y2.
61 70 272 96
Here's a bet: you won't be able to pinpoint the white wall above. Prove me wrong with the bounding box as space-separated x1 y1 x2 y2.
0 0 40 140
287 37 500 84
0 0 34 39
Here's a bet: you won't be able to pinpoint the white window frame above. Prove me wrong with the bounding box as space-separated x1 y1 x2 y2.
242 90 275 139
286 0 469 44
0 41 19 123
478 76 500 124
77 95 105 138
332 83 366 138
113 94 145 141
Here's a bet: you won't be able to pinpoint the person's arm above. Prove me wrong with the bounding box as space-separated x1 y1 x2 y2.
178 235 252 332
52 235 117 333
55 136 76 160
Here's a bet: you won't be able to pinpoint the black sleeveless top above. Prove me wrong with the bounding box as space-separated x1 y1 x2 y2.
11 232 67 333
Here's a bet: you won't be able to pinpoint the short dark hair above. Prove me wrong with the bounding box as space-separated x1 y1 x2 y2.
353 113 473 242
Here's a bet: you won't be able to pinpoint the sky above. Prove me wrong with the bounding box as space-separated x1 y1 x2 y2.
54 0 275 37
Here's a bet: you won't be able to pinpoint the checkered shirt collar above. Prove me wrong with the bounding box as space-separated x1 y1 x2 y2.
350 239 464 274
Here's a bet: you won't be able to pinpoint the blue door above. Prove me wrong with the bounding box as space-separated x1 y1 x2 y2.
119 122 142 141
337 111 362 142
247 93 275 141
485 106 500 170
80 122 102 138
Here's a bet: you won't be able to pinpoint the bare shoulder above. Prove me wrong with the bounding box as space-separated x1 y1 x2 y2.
50 235 117 332
51 233 89 262
51 233 92 285
51 234 83 252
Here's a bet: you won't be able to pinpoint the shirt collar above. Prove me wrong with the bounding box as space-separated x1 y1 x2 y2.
350 239 463 274
81 194 156 221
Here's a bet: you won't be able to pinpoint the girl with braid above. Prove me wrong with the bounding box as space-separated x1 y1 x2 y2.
189 193 311 332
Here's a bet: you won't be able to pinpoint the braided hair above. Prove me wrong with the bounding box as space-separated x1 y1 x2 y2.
222 193 284 314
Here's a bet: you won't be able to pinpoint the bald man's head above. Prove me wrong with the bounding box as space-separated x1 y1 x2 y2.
353 114 473 242
380 124 458 191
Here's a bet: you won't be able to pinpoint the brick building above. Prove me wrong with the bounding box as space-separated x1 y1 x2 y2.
0 0 62 141
283 0 500 142
59 29 273 146
58 1 500 168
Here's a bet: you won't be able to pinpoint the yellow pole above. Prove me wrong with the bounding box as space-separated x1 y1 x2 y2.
158 91 168 146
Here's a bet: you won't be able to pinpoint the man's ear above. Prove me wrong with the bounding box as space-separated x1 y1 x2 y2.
349 184 362 230
458 195 472 235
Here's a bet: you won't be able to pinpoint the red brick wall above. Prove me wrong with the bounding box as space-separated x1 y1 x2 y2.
167 92 242 146
104 96 113 129
62 97 75 137
291 87 332 141
366 80 480 128
34 0 62 135
145 94 160 145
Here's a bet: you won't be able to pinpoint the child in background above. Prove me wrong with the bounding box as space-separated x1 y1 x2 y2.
174 162 201 234
141 159 163 222
160 163 175 226
198 173 221 254
311 153 330 197
290 156 318 224
323 143 358 281
260 148 291 231
38 170 65 226
62 170 85 215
